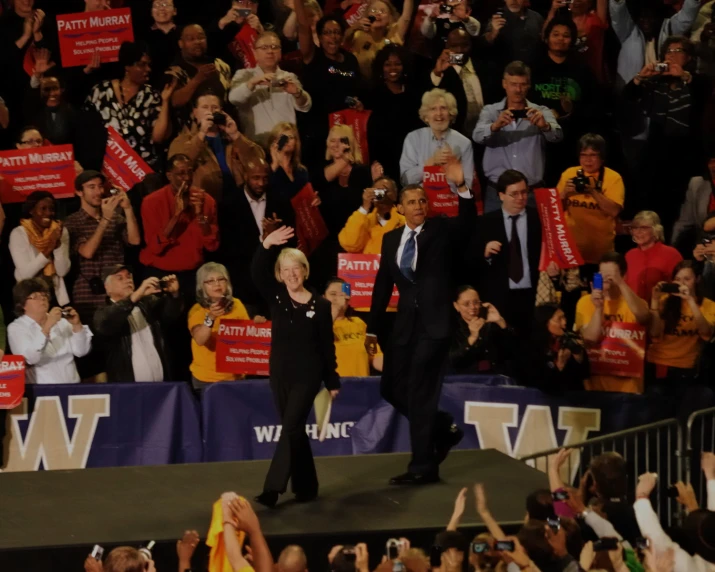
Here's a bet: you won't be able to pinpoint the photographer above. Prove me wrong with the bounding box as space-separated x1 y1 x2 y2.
647 261 715 417
421 1 481 59
526 304 588 393
93 266 183 383
168 90 265 201
693 212 715 300
449 286 514 376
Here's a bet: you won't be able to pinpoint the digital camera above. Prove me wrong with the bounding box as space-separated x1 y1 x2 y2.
572 168 589 193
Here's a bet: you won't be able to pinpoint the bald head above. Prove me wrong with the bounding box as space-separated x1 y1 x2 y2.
446 28 471 56
278 546 308 572
245 157 270 199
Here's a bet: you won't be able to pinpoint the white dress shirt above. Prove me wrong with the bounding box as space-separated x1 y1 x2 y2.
244 189 267 237
395 223 424 271
8 315 93 384
128 306 163 382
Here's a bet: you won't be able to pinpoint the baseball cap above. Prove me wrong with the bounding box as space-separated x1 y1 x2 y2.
75 170 106 191
101 264 131 283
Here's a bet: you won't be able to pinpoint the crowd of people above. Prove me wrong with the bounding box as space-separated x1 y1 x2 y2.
81 450 715 572
0 0 714 411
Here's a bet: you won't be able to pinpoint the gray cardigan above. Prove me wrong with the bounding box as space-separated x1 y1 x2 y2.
671 176 713 247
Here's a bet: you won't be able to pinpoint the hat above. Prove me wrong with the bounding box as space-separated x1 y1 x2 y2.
101 264 130 283
681 509 715 563
75 170 106 190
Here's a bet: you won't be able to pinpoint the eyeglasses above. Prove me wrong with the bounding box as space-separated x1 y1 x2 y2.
630 225 653 232
666 48 684 54
204 277 228 286
21 138 43 145
505 191 528 198
458 300 482 308
27 293 50 302
255 44 280 51
321 29 343 37
369 8 387 14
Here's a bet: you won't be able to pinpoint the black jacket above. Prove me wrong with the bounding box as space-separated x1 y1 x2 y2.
368 195 477 346
93 294 183 382
251 244 339 390
449 320 516 375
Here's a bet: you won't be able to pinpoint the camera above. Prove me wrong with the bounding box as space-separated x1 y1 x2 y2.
655 62 669 73
91 545 104 561
593 538 619 552
449 52 466 65
236 8 252 17
341 546 356 562
510 109 528 120
572 168 589 193
660 283 681 294
547 516 561 532
271 78 287 88
109 188 120 196
560 330 584 353
552 490 569 501
495 9 504 17
635 538 650 551
386 538 403 560
430 545 444 567
439 3 453 14
212 112 226 126
373 188 386 200
471 541 489 554
61 309 72 318
495 540 515 552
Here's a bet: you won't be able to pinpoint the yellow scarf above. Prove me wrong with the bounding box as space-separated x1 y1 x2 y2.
20 218 60 277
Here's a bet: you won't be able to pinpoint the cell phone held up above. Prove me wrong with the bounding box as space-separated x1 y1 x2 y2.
386 538 402 560
592 272 603 291
510 109 528 120
660 283 681 294
236 7 252 18
654 62 669 73
430 545 444 567
448 52 466 66
277 134 289 151
91 545 104 561
495 540 515 552
593 538 619 552
471 541 490 554
341 282 351 297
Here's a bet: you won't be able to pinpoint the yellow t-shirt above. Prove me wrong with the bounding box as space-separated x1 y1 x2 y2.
333 316 382 377
188 298 250 383
647 297 715 369
557 166 625 265
574 294 644 394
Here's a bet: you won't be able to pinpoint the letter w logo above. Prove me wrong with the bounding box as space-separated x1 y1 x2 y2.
3 396 110 472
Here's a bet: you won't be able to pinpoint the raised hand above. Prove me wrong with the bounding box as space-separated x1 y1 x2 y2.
33 48 55 76
636 472 658 499
161 77 178 102
491 109 513 132
83 50 102 75
101 195 121 220
176 530 200 564
263 225 295 248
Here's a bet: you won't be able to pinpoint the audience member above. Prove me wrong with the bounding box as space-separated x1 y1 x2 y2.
141 0 179 88
188 262 252 390
420 0 481 59
282 0 322 45
473 61 563 212
268 121 311 201
9 191 71 306
94 266 182 383
693 212 715 299
671 150 715 254
168 89 265 200
625 210 683 301
479 0 545 68
7 278 92 385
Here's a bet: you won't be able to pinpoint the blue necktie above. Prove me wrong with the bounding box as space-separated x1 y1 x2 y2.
400 230 416 281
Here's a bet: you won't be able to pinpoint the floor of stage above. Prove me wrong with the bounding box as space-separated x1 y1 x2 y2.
0 449 545 553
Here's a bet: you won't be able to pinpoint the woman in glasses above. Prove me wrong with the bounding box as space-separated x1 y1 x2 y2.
188 262 252 391
7 278 91 385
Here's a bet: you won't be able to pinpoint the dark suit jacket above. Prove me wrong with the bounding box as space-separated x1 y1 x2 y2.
368 195 476 346
469 207 542 311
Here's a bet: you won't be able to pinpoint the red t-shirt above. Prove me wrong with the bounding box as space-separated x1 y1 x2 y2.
625 242 683 301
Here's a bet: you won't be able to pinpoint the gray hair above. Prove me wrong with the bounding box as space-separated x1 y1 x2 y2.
633 210 665 243
419 89 458 125
195 262 235 310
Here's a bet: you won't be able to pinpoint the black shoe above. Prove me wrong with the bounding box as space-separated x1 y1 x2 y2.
389 471 440 486
293 491 318 503
436 424 464 465
254 491 279 508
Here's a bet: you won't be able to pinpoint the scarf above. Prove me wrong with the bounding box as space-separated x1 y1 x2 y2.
20 218 60 277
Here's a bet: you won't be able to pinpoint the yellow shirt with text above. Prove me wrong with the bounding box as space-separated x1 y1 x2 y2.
188 298 250 383
647 296 715 369
333 316 382 377
575 294 643 394
557 167 625 265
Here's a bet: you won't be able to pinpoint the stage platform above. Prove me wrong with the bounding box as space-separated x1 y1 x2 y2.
0 449 547 571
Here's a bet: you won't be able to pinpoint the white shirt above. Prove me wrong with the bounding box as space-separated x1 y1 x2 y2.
396 223 424 271
8 315 93 385
9 226 72 306
126 305 164 382
244 189 267 237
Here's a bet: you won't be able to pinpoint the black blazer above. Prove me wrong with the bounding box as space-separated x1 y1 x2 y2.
368 195 476 346
469 207 542 311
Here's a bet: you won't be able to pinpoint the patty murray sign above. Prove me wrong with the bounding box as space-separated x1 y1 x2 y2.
534 188 584 271
216 320 272 376
588 322 646 378
0 145 76 203
56 8 134 67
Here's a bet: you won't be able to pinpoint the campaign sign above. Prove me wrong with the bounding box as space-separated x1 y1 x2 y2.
0 145 76 203
587 322 646 378
344 2 369 26
423 166 458 217
216 320 272 376
338 254 399 309
102 127 154 191
291 183 328 257
57 8 134 68
534 188 584 271
0 356 26 410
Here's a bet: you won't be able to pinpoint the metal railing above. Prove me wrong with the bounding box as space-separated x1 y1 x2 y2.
684 406 715 506
519 418 682 525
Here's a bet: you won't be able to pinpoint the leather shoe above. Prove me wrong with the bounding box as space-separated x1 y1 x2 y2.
389 471 439 486
293 491 318 503
436 424 464 465
254 491 279 508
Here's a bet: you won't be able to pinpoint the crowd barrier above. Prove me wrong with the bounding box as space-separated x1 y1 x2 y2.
1 376 675 473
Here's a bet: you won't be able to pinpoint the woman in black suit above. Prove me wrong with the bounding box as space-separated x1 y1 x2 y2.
251 225 340 508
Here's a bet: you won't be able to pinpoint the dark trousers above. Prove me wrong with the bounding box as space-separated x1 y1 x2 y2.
382 322 452 475
645 363 714 425
264 377 321 495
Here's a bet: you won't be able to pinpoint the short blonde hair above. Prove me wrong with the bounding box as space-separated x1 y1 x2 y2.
325 124 363 165
304 0 323 18
103 547 145 572
419 89 458 124
275 248 310 282
369 0 400 24
633 210 665 243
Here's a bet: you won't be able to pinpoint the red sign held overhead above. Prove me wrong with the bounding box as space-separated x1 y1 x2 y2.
291 183 328 257
56 8 134 68
216 320 272 376
329 109 372 165
587 322 646 379
102 127 154 191
534 188 584 271
338 254 399 309
423 166 458 217
0 145 76 203
0 356 26 410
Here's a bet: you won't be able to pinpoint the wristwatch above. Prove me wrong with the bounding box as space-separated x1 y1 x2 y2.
204 314 215 327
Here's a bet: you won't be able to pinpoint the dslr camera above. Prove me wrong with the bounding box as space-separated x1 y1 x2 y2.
571 168 589 193
560 330 584 354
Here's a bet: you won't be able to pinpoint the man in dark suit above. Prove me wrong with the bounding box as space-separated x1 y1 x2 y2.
366 160 475 485
216 158 293 318
469 169 542 337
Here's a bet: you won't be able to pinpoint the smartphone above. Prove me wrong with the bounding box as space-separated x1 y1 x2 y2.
386 539 400 560
217 295 230 308
341 282 351 297
345 96 358 107
592 272 603 290
495 540 515 552
342 546 356 562
478 305 489 320
439 3 453 14
593 538 619 552
547 517 561 532
91 545 104 561
666 484 679 498
635 538 650 551
237 8 252 17
449 52 466 65
340 136 350 147
495 9 504 17
430 545 444 567
552 490 569 501
277 134 289 151
703 238 712 245
661 283 681 294
471 541 489 554
510 109 527 120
